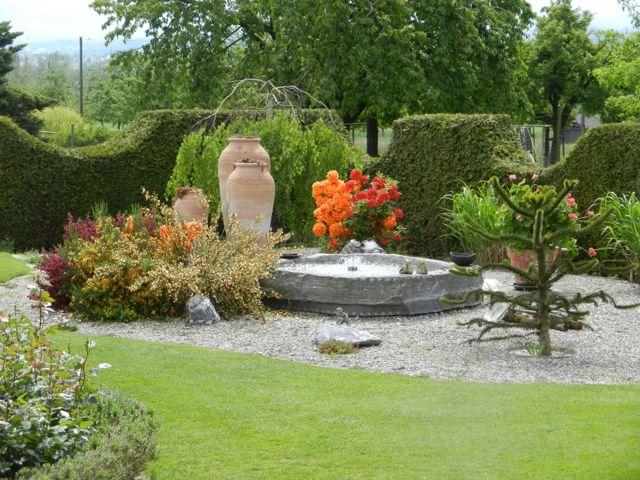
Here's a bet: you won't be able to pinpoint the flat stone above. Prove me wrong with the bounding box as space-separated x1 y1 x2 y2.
314 322 382 347
187 295 221 325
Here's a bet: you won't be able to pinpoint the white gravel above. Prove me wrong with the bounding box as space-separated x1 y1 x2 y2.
3 266 639 385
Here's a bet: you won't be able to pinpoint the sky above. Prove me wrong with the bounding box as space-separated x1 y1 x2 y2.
0 0 634 43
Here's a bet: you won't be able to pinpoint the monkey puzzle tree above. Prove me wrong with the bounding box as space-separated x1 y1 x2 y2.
446 177 637 357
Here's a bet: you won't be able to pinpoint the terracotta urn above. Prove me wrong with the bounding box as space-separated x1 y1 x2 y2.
507 247 560 288
218 137 270 229
226 161 275 240
173 187 209 224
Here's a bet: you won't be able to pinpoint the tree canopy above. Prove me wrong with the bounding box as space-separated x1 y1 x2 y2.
526 0 596 164
91 0 533 155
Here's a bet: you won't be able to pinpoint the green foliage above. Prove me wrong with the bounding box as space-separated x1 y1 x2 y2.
449 177 636 356
35 106 115 147
167 114 362 243
373 114 531 257
0 313 98 478
18 390 156 480
0 108 336 249
592 31 640 122
442 182 508 263
600 192 640 279
92 0 534 128
544 123 640 214
317 340 358 355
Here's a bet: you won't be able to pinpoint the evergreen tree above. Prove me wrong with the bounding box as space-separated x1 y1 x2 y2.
0 21 50 133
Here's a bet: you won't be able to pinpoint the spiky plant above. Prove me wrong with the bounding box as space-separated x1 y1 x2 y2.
444 177 637 357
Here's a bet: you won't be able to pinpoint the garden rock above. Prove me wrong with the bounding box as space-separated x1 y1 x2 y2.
341 240 362 254
314 322 381 347
340 239 386 254
187 295 221 325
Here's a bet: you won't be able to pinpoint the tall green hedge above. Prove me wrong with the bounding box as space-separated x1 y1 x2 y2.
373 114 532 257
0 108 339 249
543 123 640 211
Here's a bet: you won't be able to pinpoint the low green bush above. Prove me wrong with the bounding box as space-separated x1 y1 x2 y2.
18 390 156 480
35 106 114 147
167 114 362 243
0 108 339 250
0 312 97 478
373 114 532 257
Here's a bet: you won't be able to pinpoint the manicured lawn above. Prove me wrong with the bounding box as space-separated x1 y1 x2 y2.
0 252 30 283
54 332 640 480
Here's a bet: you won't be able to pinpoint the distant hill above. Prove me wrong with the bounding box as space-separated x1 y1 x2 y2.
20 37 147 57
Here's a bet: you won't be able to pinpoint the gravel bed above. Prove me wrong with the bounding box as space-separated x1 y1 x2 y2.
2 266 639 385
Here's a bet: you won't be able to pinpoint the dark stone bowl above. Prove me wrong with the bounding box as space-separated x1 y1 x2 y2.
449 252 476 266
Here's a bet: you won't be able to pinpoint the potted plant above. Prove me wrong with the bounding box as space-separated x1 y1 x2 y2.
500 174 580 289
443 177 637 357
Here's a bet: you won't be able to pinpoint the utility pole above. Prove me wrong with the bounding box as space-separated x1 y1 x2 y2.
79 36 83 116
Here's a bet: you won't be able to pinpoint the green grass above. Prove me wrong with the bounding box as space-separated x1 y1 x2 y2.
0 252 30 283
53 332 640 480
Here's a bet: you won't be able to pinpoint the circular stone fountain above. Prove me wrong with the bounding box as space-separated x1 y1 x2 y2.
262 253 483 316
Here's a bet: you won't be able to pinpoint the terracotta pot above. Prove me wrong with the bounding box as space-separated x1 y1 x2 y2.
227 161 275 240
218 137 270 229
507 247 560 287
173 187 209 223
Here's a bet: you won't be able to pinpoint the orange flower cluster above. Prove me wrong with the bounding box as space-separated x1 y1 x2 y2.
312 169 404 251
312 171 355 250
156 221 205 255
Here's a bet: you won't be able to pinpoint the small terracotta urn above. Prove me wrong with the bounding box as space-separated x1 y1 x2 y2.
226 161 275 240
173 187 209 224
218 137 270 229
507 247 560 288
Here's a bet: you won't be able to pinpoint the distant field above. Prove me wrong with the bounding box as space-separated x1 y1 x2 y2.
352 129 393 155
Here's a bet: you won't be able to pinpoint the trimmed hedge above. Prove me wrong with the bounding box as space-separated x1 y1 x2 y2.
373 114 532 257
543 123 640 211
0 108 339 249
18 390 156 480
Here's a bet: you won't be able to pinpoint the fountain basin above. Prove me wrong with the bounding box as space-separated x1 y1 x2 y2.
262 253 483 316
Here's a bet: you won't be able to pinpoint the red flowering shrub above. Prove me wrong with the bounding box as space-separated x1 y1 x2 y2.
312 169 404 251
37 251 71 307
63 214 100 242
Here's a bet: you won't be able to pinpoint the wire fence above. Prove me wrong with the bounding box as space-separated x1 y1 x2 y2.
514 124 588 167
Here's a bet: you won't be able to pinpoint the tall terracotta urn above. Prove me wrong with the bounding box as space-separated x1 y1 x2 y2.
218 137 270 229
173 187 209 224
226 161 275 240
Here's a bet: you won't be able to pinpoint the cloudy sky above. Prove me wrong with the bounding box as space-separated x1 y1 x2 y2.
0 0 634 42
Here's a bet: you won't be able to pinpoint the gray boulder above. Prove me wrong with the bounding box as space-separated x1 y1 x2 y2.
314 322 381 347
361 239 385 254
341 239 362 254
187 295 221 325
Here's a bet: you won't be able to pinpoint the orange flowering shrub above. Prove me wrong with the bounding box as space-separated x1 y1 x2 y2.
312 169 404 251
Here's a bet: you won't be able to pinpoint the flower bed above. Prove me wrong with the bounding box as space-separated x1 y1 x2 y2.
38 195 288 322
